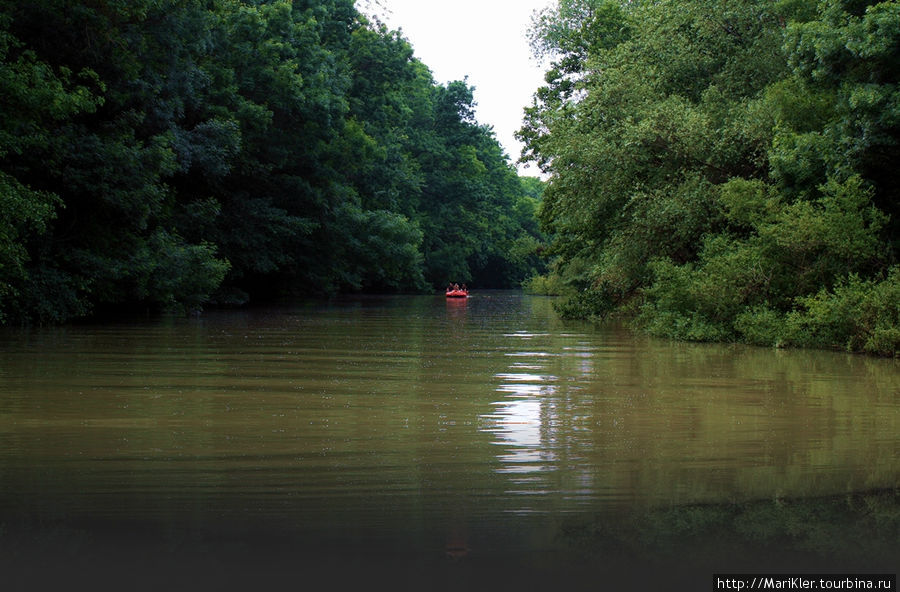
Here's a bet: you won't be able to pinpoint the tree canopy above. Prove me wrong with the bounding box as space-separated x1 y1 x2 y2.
521 0 899 356
0 0 546 324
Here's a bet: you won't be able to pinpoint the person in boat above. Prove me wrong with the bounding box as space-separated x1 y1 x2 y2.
461 284 467 292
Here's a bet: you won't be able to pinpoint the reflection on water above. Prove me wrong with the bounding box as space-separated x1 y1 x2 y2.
0 292 897 589
476 316 900 513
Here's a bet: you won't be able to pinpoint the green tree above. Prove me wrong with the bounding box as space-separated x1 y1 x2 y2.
415 80 541 288
2 0 229 320
523 0 898 355
0 8 100 321
0 0 545 324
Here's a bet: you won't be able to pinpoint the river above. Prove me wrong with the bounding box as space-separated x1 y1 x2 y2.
1 292 897 590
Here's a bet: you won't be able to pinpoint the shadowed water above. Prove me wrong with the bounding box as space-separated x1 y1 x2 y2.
0 293 897 590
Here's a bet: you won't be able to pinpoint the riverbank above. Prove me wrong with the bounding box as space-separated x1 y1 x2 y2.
526 273 900 357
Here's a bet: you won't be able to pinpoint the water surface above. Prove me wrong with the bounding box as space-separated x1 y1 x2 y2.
1 293 897 589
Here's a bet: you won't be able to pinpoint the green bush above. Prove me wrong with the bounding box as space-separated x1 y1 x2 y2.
785 267 900 356
734 305 787 347
635 258 735 342
554 288 617 320
523 273 568 296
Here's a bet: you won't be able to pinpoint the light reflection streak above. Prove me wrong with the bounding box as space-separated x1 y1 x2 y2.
482 358 557 485
482 332 598 507
502 332 551 338
496 384 550 396
494 373 553 383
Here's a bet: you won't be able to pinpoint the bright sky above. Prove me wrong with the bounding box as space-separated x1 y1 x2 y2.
357 0 554 176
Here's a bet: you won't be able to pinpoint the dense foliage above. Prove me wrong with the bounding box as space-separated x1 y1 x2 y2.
0 0 545 324
522 0 900 356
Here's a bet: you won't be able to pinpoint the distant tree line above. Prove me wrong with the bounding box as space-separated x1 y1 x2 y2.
522 0 900 356
0 0 546 324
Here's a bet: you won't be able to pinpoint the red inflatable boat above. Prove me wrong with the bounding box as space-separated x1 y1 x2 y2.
445 289 469 298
